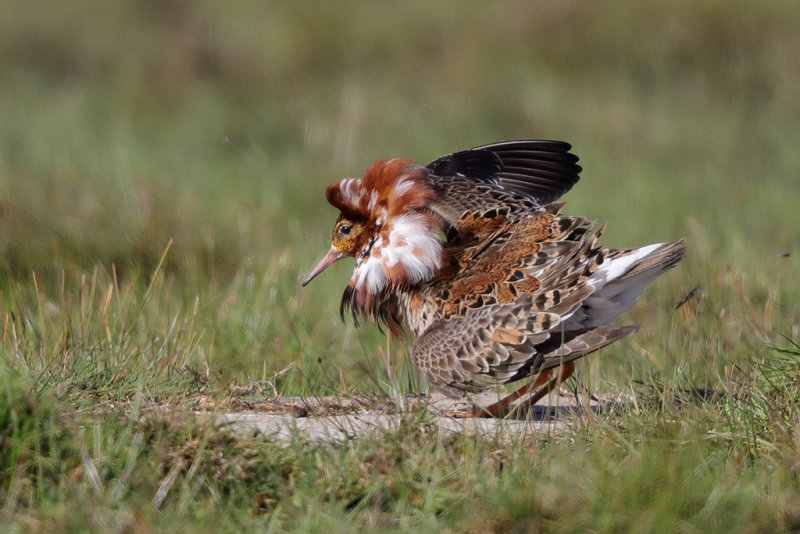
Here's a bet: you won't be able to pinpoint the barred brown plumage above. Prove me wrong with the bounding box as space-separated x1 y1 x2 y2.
303 140 685 417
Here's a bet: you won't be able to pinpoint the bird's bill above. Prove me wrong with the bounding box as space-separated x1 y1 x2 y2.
302 247 343 286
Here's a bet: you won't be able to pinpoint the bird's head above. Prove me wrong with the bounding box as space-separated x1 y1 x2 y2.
301 215 367 287
302 157 445 324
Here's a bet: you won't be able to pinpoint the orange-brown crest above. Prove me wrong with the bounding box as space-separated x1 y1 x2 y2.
325 158 438 223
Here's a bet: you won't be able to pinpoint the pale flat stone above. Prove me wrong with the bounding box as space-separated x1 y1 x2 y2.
210 391 624 444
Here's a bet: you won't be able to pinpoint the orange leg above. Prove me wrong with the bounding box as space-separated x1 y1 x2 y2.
445 362 575 418
507 362 575 418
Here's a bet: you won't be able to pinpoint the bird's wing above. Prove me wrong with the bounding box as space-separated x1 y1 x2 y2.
425 140 582 205
435 208 602 319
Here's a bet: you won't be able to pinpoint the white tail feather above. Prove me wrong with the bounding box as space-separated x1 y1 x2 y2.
562 239 685 329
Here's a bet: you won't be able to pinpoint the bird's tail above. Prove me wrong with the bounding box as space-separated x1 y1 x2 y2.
562 238 686 329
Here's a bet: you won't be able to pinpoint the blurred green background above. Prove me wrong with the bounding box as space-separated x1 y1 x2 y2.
1 0 798 391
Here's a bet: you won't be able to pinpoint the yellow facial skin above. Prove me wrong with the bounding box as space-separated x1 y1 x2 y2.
330 217 366 257
302 216 366 287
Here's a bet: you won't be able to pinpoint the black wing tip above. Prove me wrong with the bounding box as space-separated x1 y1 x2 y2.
467 140 579 167
469 139 575 153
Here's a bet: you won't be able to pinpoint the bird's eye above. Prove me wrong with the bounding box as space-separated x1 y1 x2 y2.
338 224 352 236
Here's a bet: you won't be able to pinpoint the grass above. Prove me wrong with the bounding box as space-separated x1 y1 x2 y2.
1 0 800 531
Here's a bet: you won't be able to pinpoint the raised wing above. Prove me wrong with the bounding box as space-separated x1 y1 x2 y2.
425 140 582 205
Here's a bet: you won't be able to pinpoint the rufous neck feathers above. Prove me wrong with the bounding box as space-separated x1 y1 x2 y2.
326 158 444 317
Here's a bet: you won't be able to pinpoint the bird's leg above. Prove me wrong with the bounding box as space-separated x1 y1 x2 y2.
507 362 575 418
444 369 553 418
445 362 576 418
479 369 554 418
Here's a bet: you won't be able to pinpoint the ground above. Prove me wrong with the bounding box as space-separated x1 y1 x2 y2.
1 1 800 532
